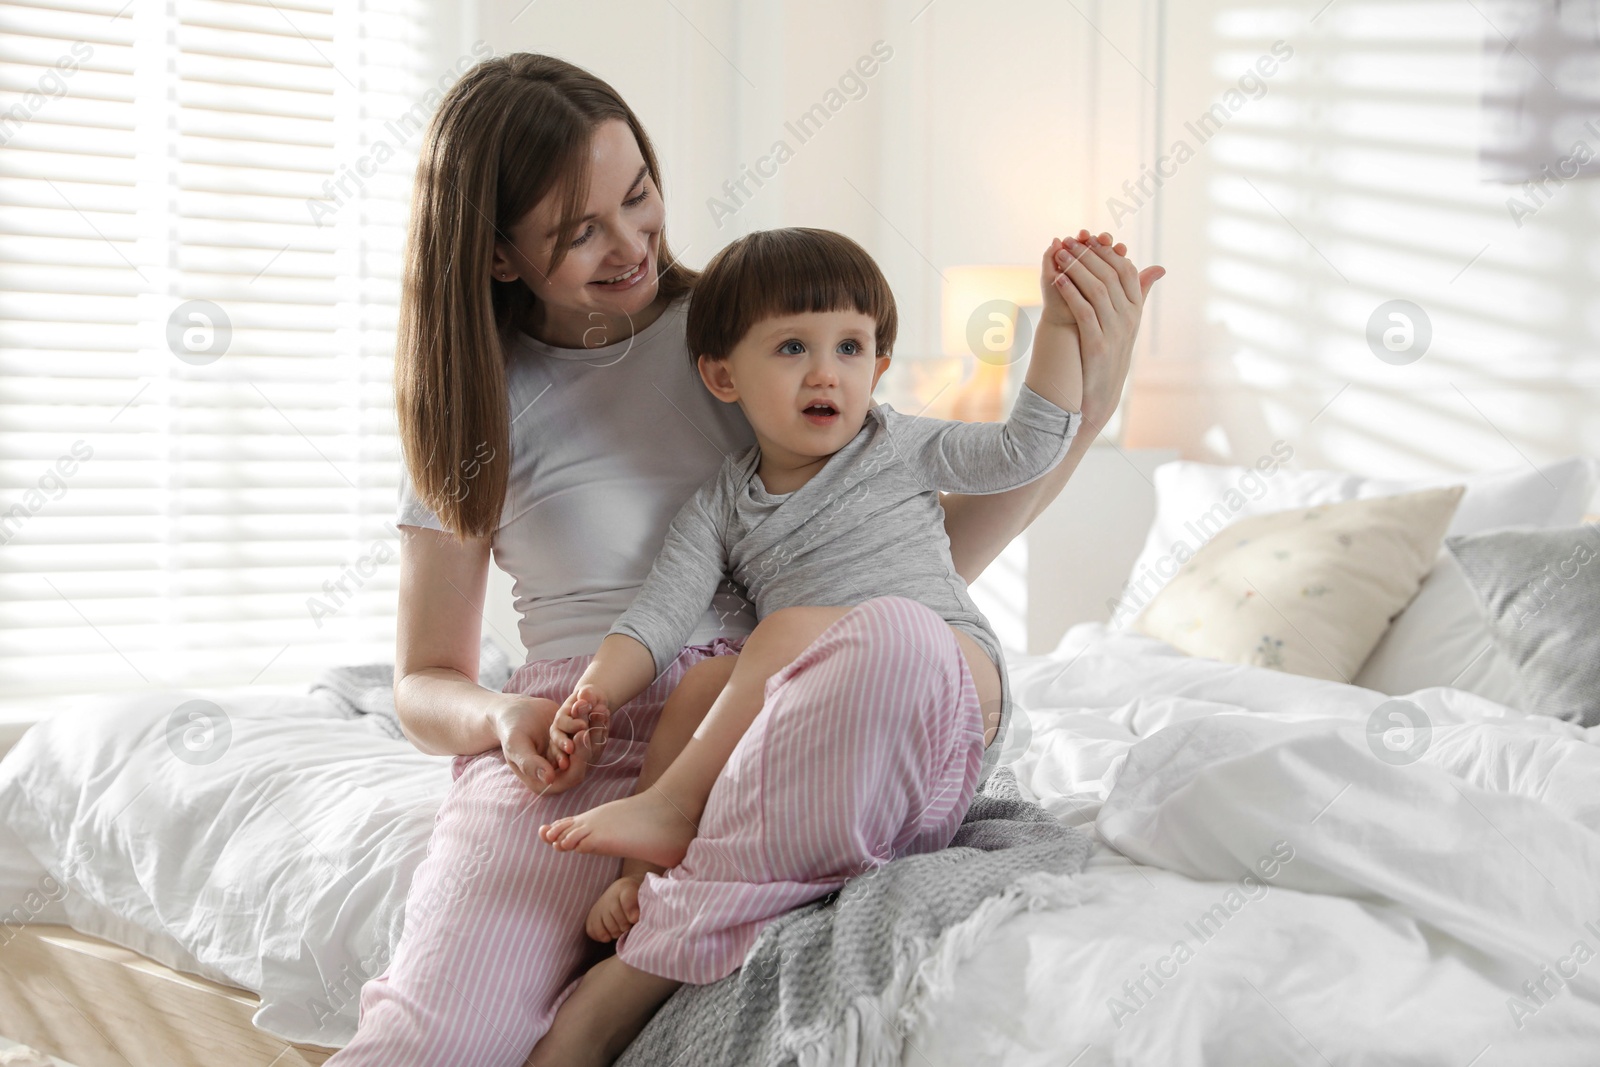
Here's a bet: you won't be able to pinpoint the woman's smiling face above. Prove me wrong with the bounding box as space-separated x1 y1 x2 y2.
493 118 666 348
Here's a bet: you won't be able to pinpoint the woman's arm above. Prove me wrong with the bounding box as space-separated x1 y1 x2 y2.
942 231 1165 585
940 425 1098 582
394 524 560 788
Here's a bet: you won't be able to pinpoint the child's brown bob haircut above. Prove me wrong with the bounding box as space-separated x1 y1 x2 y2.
686 228 898 368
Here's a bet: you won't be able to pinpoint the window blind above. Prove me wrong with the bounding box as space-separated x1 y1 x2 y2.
0 0 462 697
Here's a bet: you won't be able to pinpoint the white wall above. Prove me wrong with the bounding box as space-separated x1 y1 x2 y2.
474 0 1165 408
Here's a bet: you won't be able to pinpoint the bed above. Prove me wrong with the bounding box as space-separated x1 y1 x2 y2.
0 688 440 1066
2 452 1598 1066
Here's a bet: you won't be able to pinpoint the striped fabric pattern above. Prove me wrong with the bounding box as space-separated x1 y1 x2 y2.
618 596 984 983
329 596 984 1065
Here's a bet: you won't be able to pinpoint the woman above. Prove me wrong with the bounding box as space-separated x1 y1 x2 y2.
328 52 1163 1066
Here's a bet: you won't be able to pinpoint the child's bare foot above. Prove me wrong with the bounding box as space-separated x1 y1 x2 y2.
586 875 643 943
538 787 698 868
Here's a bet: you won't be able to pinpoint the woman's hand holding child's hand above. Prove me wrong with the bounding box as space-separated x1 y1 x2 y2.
1041 232 1129 324
547 682 613 781
489 695 563 794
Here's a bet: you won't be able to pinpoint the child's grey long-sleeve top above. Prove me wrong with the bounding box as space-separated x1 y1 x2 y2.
607 381 1083 786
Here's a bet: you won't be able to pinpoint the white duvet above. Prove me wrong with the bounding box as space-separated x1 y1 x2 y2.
4 624 1599 1063
0 692 454 1047
906 625 1600 1065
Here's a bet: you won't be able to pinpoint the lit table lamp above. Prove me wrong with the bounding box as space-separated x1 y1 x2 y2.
936 265 1041 423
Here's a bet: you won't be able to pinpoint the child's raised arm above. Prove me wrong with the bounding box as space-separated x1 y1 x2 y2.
881 384 1084 497
1025 236 1087 418
877 238 1087 497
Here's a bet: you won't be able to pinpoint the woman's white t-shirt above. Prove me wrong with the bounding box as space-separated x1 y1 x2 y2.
396 294 760 664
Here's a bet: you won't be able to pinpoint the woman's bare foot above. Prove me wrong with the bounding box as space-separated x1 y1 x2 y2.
538 786 699 868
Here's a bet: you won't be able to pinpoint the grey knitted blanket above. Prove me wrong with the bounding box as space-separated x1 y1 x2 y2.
615 766 1091 1067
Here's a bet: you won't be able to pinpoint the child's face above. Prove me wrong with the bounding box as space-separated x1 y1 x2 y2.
698 309 891 462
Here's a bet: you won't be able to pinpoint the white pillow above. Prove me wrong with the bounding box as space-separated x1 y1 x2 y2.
1132 486 1465 683
1352 548 1524 705
1112 455 1598 700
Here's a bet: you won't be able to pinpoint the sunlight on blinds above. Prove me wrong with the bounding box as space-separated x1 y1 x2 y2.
0 0 478 696
1161 1 1600 477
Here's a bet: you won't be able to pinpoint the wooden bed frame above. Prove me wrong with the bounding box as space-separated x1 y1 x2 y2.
0 925 335 1066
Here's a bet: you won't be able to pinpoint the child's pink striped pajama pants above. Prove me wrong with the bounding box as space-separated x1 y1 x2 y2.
328 596 986 1066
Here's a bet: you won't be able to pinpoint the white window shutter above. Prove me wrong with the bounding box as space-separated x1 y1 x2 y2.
0 0 461 696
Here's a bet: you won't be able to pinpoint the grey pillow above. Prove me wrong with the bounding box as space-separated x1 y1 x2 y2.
1445 523 1600 725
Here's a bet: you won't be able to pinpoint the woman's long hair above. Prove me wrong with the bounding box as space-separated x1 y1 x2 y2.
395 53 696 538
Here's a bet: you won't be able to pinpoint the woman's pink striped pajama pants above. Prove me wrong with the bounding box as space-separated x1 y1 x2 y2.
328 596 986 1066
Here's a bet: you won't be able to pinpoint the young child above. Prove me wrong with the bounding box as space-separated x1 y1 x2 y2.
526 226 1087 1066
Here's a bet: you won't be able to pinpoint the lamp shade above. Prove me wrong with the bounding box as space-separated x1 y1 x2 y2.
934 265 1042 423
939 265 1041 359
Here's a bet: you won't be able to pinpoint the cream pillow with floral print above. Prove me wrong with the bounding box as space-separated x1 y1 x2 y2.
1132 485 1466 683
